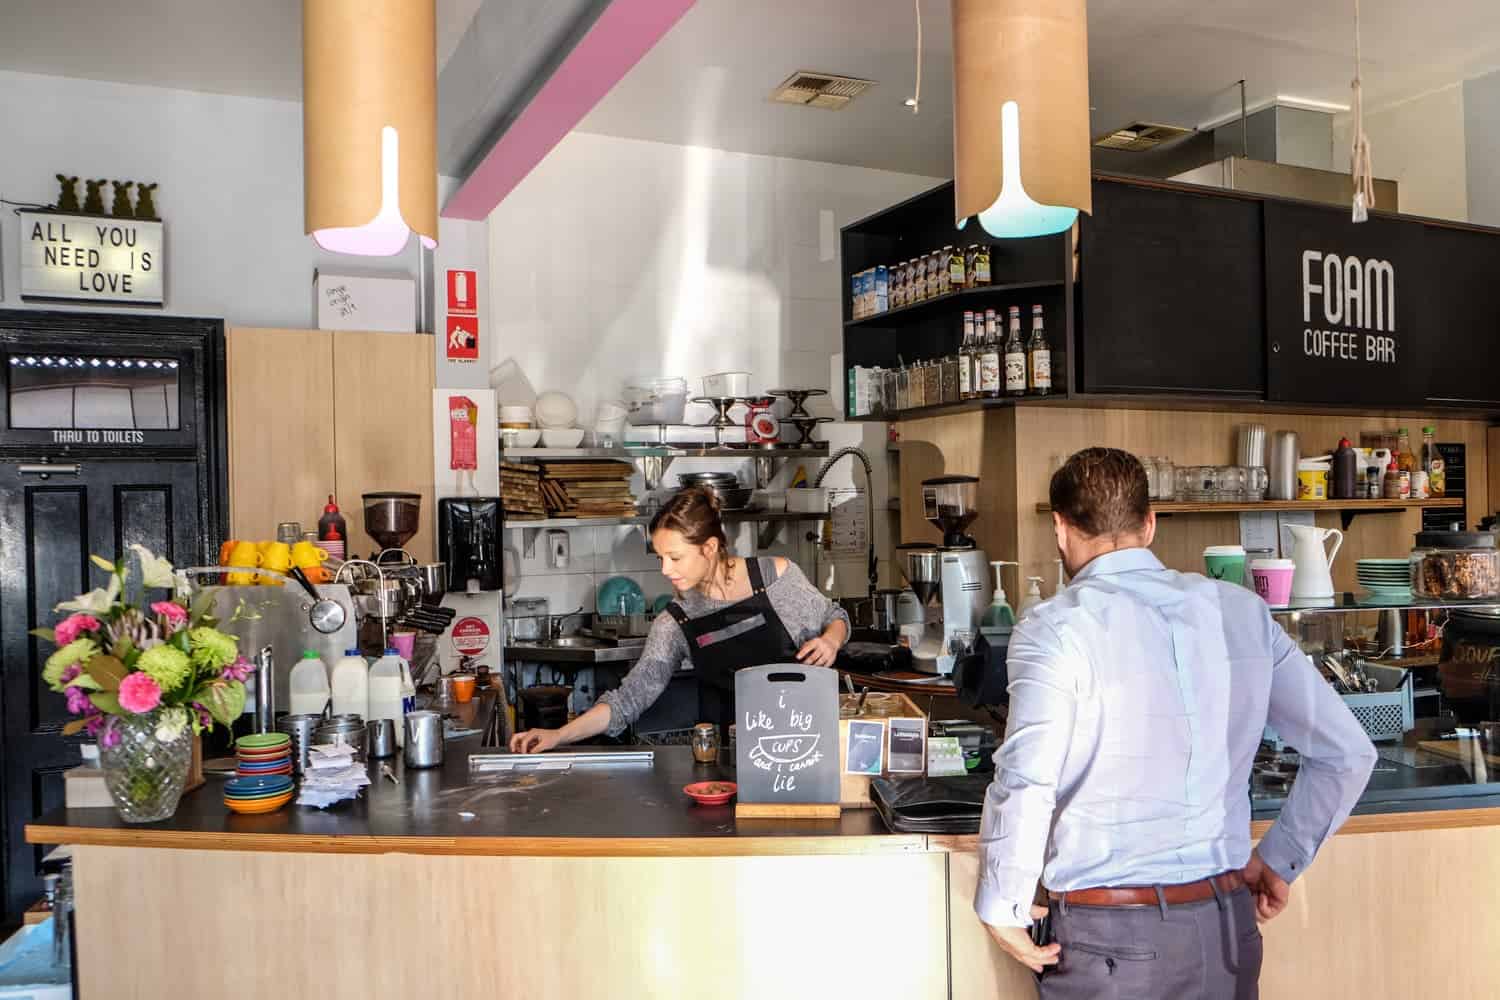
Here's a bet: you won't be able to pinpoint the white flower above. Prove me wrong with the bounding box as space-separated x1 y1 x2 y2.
154 706 189 742
89 555 117 574
129 544 176 589
55 573 121 615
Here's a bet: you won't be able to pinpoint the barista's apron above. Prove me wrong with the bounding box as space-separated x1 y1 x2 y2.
665 558 801 730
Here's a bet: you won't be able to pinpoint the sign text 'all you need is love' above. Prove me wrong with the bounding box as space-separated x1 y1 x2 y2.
19 211 164 305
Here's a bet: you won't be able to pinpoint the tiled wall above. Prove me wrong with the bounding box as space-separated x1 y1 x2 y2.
489 130 940 612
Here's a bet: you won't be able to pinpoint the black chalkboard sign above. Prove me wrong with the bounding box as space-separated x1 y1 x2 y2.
734 665 840 805
1264 201 1429 406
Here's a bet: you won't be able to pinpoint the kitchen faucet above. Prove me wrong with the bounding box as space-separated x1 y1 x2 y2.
813 446 878 600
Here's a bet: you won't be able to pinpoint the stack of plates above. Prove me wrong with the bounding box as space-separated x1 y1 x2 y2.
236 733 293 777
1357 558 1412 599
224 774 294 815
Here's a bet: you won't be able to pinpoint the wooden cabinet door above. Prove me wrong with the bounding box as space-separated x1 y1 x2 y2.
226 328 336 541
331 331 435 561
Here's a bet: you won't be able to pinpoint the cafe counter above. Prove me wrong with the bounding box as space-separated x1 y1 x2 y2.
28 744 1500 999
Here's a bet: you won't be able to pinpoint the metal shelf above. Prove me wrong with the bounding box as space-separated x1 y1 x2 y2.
502 445 830 460
1036 496 1463 530
503 511 830 530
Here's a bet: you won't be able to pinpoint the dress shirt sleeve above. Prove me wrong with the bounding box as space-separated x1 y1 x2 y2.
974 617 1080 928
1255 614 1378 883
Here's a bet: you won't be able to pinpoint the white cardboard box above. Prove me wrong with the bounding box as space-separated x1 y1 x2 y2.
314 270 416 332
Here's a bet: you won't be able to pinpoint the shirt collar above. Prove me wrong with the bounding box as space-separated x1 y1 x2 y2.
1070 546 1165 583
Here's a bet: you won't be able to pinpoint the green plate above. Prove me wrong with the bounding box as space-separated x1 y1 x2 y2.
236 733 291 750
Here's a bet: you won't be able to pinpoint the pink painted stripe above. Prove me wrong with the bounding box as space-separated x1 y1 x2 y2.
442 0 697 220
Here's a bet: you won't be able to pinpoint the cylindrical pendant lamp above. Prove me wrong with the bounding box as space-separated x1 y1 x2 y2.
951 0 1092 238
304 0 438 256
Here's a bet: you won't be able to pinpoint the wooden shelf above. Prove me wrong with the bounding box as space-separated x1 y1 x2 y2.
844 281 1063 329
1036 496 1463 529
1036 498 1462 515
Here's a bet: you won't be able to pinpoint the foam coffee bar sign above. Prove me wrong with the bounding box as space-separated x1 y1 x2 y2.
1263 200 1425 407
19 211 164 306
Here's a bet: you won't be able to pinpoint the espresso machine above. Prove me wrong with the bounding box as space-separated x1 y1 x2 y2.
899 476 991 675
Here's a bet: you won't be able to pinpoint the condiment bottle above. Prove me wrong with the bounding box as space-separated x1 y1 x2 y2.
1422 426 1445 497
1383 455 1404 499
318 495 346 543
1331 438 1358 499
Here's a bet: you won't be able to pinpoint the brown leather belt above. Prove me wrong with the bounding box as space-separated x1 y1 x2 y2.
1047 871 1245 908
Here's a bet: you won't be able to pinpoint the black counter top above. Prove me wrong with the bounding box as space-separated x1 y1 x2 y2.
28 743 916 856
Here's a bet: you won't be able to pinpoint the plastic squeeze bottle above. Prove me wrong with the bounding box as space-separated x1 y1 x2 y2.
288 649 331 717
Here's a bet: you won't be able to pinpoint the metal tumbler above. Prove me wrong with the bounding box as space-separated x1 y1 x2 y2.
403 711 444 769
367 718 398 760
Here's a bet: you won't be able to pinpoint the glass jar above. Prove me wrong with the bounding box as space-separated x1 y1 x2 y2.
1218 466 1247 502
1246 466 1269 501
1187 466 1220 501
896 367 910 412
1412 531 1500 599
1140 456 1159 499
924 363 942 407
1175 467 1193 501
691 722 720 764
1154 458 1175 500
940 356 960 403
882 368 899 415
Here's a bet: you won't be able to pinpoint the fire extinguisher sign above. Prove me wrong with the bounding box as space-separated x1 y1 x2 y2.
445 269 479 363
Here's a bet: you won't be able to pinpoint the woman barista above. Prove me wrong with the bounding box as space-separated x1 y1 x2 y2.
510 486 850 752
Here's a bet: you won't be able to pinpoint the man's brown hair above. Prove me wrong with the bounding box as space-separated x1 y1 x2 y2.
1048 447 1150 538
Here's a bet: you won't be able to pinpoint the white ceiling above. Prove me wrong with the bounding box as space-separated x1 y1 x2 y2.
0 0 483 101
578 0 1500 177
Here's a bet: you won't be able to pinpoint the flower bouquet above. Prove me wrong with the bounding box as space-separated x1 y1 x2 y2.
33 545 250 822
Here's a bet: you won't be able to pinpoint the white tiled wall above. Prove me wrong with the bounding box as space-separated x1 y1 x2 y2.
487 131 939 611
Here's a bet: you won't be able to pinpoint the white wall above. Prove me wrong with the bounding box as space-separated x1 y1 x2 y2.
1464 70 1500 227
487 131 940 610
0 69 418 326
1333 84 1469 223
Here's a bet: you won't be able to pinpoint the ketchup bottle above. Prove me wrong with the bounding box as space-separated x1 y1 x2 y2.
317 495 347 543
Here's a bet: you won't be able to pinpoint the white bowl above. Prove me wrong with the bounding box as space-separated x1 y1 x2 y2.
499 405 534 424
502 428 541 448
702 371 752 397
541 427 585 448
534 391 578 429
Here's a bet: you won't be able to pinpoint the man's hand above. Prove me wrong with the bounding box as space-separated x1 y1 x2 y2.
1242 849 1291 923
983 906 1060 974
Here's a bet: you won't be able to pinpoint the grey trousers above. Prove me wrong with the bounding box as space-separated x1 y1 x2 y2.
1039 886 1263 999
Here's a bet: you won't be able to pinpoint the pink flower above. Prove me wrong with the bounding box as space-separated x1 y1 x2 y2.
150 601 189 629
84 711 106 737
64 686 91 715
59 664 82 685
116 672 162 714
191 702 213 730
54 614 101 646
99 723 121 749
221 656 253 683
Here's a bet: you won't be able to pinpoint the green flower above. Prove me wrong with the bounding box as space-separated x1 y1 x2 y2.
43 639 100 691
188 627 238 671
137 644 192 693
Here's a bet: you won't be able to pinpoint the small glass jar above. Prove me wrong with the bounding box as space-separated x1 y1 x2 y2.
923 363 942 407
1412 531 1500 599
1140 456 1159 499
692 723 720 764
1175 467 1193 501
1154 458 1175 500
1217 466 1247 502
1246 466 1269 501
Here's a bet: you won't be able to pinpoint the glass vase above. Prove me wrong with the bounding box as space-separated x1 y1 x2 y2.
98 708 193 823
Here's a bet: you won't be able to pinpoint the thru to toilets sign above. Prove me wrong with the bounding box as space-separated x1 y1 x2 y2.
19 211 164 305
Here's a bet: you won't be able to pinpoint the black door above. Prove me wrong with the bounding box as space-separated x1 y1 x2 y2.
0 457 201 918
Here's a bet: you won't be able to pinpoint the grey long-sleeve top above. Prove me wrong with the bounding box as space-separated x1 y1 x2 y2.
595 558 850 737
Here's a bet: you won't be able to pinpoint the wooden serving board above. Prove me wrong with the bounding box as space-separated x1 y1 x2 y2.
1418 739 1500 768
735 802 841 819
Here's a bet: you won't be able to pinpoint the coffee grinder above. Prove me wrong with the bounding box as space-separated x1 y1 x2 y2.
899 476 991 675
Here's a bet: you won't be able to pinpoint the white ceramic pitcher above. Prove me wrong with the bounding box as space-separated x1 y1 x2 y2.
1285 523 1343 600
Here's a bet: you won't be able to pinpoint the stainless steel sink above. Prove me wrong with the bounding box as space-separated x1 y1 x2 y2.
539 636 611 649
505 634 643 664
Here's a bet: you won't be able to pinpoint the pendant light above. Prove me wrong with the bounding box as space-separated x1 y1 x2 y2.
303 0 438 255
951 0 1092 238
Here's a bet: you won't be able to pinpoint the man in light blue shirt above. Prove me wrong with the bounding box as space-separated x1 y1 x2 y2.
977 448 1376 997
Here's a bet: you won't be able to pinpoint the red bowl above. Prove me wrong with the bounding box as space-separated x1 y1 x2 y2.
684 781 737 806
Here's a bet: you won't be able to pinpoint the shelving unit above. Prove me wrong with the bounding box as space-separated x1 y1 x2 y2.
845 281 1063 329
503 445 830 461
1035 496 1464 530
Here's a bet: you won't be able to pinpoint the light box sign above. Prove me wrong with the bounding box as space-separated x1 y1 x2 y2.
19 211 164 306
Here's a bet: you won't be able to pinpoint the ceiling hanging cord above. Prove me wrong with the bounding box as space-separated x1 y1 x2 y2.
1350 0 1375 222
906 0 923 114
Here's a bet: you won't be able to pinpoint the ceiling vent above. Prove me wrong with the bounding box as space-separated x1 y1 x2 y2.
1093 122 1195 152
770 71 875 110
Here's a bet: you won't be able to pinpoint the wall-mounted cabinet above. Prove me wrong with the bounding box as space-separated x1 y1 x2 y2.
840 174 1500 420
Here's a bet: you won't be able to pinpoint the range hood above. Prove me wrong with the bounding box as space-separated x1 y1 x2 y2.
1171 155 1399 212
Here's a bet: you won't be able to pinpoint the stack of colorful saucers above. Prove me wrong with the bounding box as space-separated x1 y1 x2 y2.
236 733 293 777
223 774 294 814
